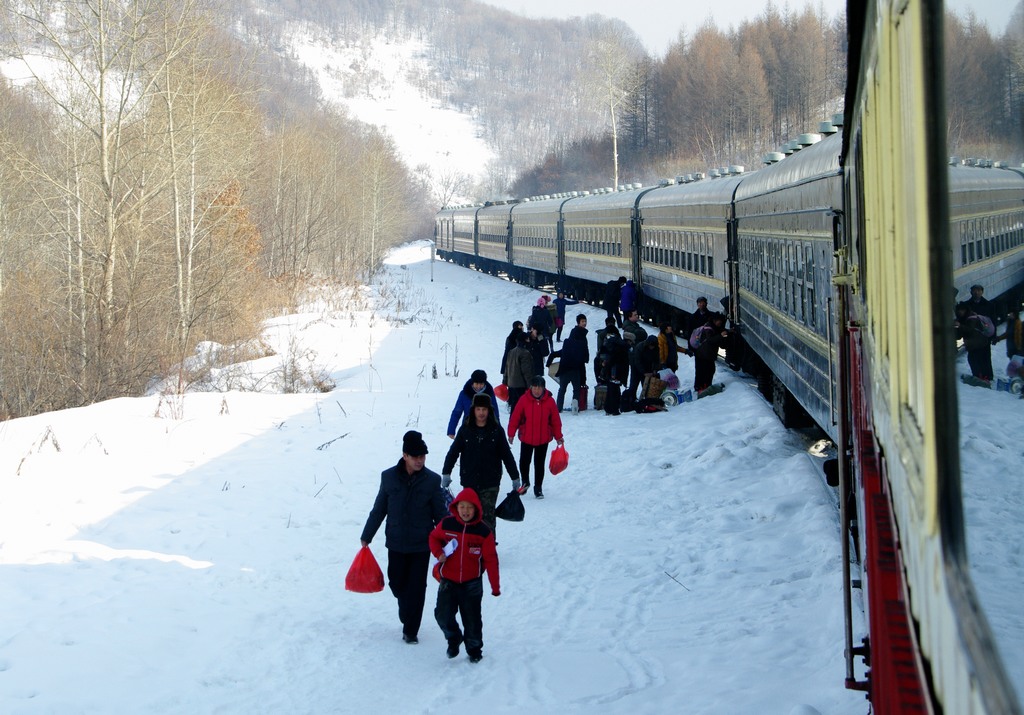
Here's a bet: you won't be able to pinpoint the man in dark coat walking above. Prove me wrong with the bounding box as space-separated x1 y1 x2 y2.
361 431 447 644
441 393 521 534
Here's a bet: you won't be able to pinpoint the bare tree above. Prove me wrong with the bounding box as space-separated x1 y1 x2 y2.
582 20 647 188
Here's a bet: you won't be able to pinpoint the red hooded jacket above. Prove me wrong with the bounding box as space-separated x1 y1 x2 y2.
507 388 563 447
428 487 500 595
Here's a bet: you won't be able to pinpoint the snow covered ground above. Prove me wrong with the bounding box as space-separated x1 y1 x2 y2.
1 243 868 714
1 242 1019 714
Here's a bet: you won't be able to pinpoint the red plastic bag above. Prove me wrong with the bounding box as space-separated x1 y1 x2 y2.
549 444 569 475
345 545 385 593
494 383 509 402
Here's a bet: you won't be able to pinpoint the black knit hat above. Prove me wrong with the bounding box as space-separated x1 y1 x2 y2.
470 369 487 383
402 430 428 456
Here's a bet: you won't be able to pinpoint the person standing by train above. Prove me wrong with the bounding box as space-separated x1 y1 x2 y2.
603 276 627 328
619 279 639 321
997 304 1024 360
959 284 995 323
685 297 712 356
955 303 995 382
528 297 554 350
499 321 525 386
552 291 580 342
525 325 550 378
691 313 729 393
657 322 680 374
627 334 661 406
548 321 589 413
621 310 649 408
504 332 534 413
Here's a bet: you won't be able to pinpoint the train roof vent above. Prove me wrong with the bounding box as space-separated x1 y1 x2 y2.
781 141 795 155
729 165 745 175
693 172 705 181
798 133 822 147
715 167 727 176
994 161 1007 169
831 113 845 127
819 121 837 134
949 156 960 165
763 152 785 164
708 169 720 178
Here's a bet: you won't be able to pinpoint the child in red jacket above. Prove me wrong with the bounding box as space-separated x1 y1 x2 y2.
507 375 564 499
428 487 500 663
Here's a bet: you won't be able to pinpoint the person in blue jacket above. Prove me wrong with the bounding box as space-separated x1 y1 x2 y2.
361 431 448 644
447 369 500 438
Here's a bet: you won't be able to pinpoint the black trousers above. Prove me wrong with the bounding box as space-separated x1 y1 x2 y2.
967 347 994 381
604 381 622 415
555 366 584 410
435 577 484 654
387 550 430 638
694 357 717 392
518 442 549 493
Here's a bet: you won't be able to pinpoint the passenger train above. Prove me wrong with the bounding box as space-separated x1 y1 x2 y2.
434 1 1024 712
436 129 1024 433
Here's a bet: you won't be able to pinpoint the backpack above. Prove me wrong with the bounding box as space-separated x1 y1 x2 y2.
975 314 995 338
689 324 714 351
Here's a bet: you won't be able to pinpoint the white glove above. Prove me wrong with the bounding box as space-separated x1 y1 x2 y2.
512 478 522 491
441 474 452 488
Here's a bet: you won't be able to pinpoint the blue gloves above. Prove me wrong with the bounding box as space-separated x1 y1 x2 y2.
511 478 522 491
441 474 452 488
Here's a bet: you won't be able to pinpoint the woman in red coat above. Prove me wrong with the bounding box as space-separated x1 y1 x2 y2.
507 376 564 499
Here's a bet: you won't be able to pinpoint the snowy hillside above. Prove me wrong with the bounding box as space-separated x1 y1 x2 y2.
289 31 495 201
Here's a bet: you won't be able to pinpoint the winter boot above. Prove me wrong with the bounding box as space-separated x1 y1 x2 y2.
468 649 483 663
446 637 462 659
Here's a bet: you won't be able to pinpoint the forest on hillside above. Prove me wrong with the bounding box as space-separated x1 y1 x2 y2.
0 0 429 418
252 0 1024 198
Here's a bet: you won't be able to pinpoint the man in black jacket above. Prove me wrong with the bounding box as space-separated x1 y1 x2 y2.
549 323 590 412
361 431 447 644
441 393 521 535
603 276 627 328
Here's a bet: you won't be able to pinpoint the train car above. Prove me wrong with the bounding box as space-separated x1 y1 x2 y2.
507 196 574 287
636 173 741 326
949 165 1024 310
433 205 464 259
839 1 1020 713
474 201 515 275
560 187 654 304
444 204 480 268
733 131 844 433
